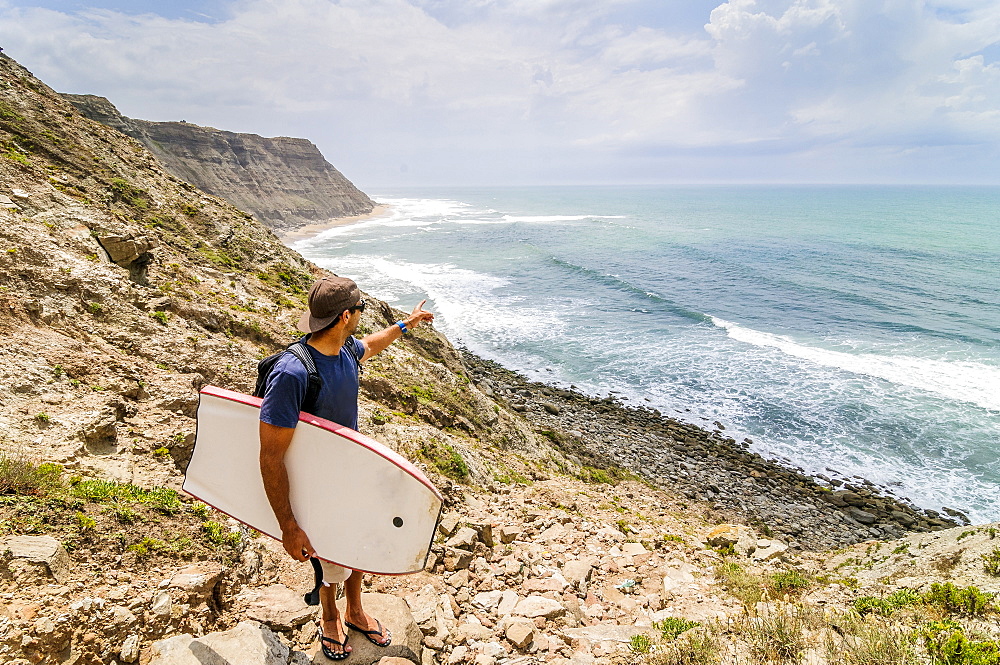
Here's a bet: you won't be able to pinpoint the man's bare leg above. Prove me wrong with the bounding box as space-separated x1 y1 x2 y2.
343 571 391 646
320 584 351 657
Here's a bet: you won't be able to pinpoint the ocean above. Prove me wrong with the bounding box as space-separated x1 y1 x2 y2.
292 185 1000 523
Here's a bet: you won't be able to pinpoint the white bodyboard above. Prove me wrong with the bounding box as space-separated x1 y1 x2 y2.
184 386 443 575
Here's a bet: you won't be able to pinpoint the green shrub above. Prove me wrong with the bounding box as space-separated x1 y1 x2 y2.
0 454 62 496
630 633 653 654
74 512 96 531
150 310 169 325
715 560 766 607
853 588 922 616
924 583 996 617
743 607 810 664
921 620 1000 665
655 617 701 641
109 178 149 208
71 479 182 514
419 440 469 480
647 627 721 665
202 520 242 547
825 614 916 665
769 570 812 595
982 547 1000 577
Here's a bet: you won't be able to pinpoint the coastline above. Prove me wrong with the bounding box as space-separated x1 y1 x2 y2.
280 203 393 243
458 349 964 550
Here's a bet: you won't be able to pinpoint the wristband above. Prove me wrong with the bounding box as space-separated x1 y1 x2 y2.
396 320 408 334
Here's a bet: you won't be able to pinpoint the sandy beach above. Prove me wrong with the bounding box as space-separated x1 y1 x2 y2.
279 203 392 244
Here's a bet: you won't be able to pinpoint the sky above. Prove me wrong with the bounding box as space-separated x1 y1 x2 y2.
1 0 999 187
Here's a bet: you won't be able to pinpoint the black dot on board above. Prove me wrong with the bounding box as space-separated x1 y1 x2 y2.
393 517 404 528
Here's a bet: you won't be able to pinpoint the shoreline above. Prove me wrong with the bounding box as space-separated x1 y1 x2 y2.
279 203 393 243
458 349 965 551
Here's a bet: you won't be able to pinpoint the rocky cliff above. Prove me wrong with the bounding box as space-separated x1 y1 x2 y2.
2 52 995 665
62 93 375 234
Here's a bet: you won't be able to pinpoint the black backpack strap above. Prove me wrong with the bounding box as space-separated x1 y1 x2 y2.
343 335 364 375
286 340 322 415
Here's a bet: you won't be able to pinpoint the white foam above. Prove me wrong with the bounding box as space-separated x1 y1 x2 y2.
501 214 626 223
315 256 566 345
711 317 1000 412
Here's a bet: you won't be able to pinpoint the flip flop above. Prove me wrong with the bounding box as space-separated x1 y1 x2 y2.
319 627 350 661
345 618 392 647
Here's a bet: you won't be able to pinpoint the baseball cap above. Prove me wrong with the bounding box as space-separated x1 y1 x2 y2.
297 276 362 333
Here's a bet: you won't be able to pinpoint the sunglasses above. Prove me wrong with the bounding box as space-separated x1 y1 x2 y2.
348 299 366 313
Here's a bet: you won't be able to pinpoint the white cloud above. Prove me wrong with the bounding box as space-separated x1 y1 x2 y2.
0 0 998 184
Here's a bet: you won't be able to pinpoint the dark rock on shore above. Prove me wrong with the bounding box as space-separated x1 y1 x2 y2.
460 350 958 550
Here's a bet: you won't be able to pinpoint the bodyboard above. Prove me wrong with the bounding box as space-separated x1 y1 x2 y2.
184 386 443 575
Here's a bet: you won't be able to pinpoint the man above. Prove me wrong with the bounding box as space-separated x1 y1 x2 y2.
259 276 434 660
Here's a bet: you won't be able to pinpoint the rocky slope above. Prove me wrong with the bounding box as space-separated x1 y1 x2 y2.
62 93 375 234
2 51 994 665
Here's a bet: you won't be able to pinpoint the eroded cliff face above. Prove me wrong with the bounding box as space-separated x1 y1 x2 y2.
62 93 375 234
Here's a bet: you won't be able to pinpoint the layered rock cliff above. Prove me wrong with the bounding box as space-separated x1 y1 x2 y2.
62 93 375 234
4 52 991 665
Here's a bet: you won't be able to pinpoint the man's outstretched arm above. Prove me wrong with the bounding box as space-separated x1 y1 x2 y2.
360 299 434 362
259 421 314 561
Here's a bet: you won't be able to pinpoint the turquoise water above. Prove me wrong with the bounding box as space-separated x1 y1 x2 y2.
293 186 1000 522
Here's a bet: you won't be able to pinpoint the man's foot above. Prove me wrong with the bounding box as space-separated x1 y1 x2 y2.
344 615 392 647
319 621 351 660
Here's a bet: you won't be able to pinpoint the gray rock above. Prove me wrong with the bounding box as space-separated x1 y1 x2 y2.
498 525 520 544
751 540 789 561
505 619 534 649
512 596 565 619
241 584 313 629
444 548 473 571
561 625 650 644
706 524 757 556
120 634 140 663
456 622 494 643
847 507 878 524
446 527 479 550
497 590 519 617
148 621 299 664
0 535 72 583
151 592 172 617
439 515 460 537
561 558 595 592
405 585 439 632
336 593 424 665
170 561 225 605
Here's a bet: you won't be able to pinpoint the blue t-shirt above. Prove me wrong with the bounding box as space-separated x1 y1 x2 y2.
259 337 366 430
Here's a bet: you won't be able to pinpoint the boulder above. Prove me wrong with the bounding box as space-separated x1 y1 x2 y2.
497 590 519 617
444 548 473 571
561 558 595 592
751 540 789 561
97 233 154 267
240 584 314 629
336 593 424 665
512 596 565 619
562 625 650 644
661 564 697 596
0 535 72 583
405 585 439 632
504 619 535 649
446 527 479 550
497 525 520 544
706 524 757 556
148 621 303 664
170 561 225 605
438 515 460 537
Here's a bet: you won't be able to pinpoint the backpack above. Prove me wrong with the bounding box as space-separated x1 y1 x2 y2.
253 336 363 415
